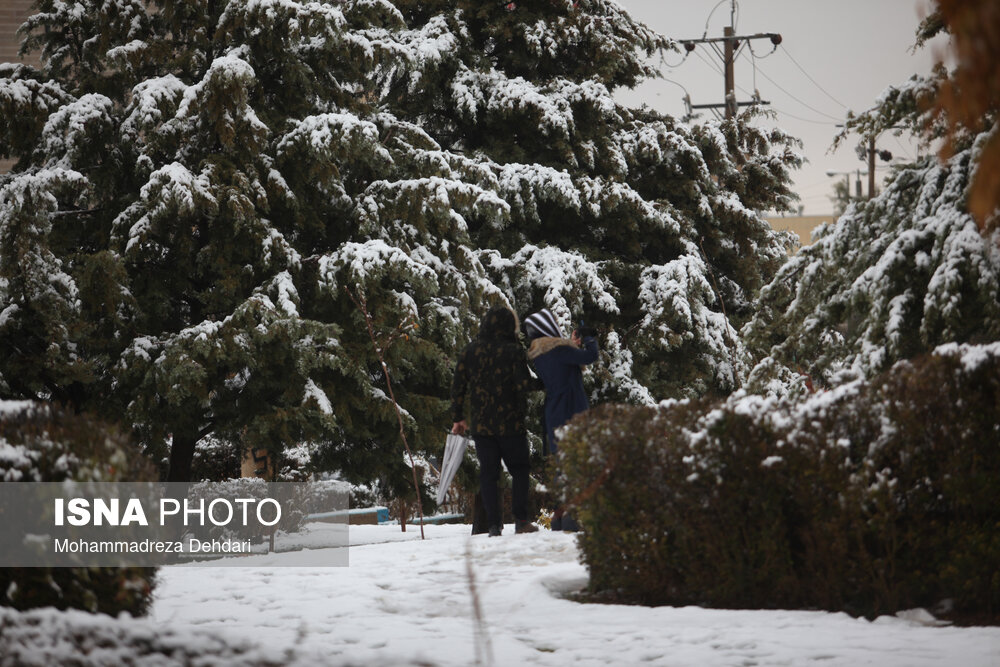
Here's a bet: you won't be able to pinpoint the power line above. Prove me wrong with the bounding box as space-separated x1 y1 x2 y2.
659 76 693 99
701 0 731 40
740 51 843 122
891 133 915 161
747 39 779 60
779 45 847 109
692 47 724 76
680 0 780 119
769 106 841 126
659 47 691 69
728 67 837 126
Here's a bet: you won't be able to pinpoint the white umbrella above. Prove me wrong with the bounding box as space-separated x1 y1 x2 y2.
436 433 470 505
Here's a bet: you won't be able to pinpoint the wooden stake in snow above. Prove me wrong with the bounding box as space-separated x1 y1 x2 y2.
345 286 425 540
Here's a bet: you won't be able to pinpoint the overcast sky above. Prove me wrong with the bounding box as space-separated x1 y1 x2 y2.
613 0 944 215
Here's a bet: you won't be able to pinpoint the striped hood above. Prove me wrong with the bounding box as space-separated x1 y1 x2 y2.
524 308 563 340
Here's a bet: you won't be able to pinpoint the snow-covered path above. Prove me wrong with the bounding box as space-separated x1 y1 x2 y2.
152 524 1000 666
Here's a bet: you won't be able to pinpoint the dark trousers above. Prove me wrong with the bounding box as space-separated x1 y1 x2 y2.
474 434 530 527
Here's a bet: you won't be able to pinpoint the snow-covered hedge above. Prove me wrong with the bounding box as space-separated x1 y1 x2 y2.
0 401 157 617
0 607 310 667
557 343 1000 618
0 401 156 483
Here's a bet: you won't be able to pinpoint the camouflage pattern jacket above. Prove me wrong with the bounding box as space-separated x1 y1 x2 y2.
450 306 535 437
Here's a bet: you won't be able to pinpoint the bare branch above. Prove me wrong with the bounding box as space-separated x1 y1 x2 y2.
345 285 425 539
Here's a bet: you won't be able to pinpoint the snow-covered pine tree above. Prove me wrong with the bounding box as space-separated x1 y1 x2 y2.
1 0 410 482
367 0 801 401
743 49 1000 388
1 0 799 487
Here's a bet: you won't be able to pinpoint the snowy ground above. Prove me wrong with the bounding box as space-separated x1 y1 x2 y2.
152 523 1000 666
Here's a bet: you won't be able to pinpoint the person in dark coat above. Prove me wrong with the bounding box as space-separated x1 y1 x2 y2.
451 305 539 536
524 308 599 454
524 308 599 531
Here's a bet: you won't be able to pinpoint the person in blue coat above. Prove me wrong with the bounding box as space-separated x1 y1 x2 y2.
524 308 599 531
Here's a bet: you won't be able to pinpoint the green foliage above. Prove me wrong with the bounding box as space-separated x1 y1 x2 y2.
0 567 155 619
745 138 1000 386
0 402 157 617
752 14 999 394
1 0 800 496
558 344 1000 618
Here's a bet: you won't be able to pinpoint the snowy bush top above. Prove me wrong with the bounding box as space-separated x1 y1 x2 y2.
0 606 310 666
0 401 154 483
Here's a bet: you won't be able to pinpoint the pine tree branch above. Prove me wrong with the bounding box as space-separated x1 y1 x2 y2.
50 207 104 218
698 238 742 390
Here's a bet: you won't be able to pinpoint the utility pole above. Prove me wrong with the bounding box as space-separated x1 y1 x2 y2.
868 136 875 200
724 26 736 118
826 169 868 213
864 134 896 198
836 123 896 199
681 0 781 119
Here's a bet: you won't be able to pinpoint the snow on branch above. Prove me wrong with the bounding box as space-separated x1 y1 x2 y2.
219 0 348 37
511 244 618 329
748 136 1000 384
276 112 391 170
38 93 116 169
114 163 217 254
495 162 580 221
450 66 620 140
637 254 744 390
172 52 269 151
317 239 439 296
0 71 72 153
639 256 716 337
362 176 509 233
121 75 187 142
0 169 89 316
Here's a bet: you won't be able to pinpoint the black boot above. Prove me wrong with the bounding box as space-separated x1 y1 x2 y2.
515 520 539 534
488 524 503 537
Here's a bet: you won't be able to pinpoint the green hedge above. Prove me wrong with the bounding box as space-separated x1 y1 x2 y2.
0 402 158 617
557 343 1000 618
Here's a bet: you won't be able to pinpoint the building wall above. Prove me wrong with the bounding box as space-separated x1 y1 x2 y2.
0 0 35 65
766 215 836 248
1 0 37 173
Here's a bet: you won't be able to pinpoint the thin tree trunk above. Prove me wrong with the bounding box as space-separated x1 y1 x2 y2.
346 286 425 539
167 430 198 482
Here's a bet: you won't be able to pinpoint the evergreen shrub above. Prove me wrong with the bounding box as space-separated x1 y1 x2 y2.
0 607 309 666
558 343 1000 618
0 402 158 617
